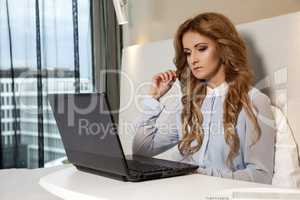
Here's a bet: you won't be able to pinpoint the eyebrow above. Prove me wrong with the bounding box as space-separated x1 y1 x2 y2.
183 42 208 51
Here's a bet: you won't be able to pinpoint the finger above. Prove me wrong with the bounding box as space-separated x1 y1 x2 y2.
152 74 160 82
157 73 164 82
169 70 176 81
172 70 177 79
152 74 161 86
165 72 171 81
161 73 168 81
167 70 176 81
166 71 173 81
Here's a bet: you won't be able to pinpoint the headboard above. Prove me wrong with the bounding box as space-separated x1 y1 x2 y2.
118 11 300 156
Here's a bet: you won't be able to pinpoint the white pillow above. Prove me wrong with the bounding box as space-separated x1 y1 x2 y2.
271 106 300 188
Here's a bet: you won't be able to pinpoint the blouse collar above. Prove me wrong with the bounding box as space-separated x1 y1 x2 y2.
206 81 229 97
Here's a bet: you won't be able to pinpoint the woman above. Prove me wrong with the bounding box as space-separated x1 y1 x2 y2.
132 12 275 184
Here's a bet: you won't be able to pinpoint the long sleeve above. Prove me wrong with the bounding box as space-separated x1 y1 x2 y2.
240 92 276 183
198 91 276 184
132 96 180 157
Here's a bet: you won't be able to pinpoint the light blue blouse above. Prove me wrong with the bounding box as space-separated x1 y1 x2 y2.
132 82 276 184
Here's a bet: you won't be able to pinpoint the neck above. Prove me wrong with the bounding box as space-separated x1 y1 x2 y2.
207 64 226 89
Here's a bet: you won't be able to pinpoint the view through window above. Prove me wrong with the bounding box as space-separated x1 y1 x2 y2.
0 0 94 168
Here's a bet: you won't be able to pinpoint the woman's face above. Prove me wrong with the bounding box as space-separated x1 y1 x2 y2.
182 31 225 86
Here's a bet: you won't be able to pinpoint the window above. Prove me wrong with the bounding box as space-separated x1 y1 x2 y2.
0 0 94 169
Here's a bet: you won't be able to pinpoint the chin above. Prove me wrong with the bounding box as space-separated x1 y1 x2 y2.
192 71 209 80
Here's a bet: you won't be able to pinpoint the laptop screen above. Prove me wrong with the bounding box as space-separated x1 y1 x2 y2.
48 93 128 176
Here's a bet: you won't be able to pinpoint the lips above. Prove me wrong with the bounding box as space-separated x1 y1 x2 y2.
193 66 203 70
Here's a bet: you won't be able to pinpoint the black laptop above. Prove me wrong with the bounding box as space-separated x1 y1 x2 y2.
48 93 198 182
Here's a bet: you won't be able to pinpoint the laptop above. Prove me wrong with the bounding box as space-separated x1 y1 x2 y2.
48 93 198 182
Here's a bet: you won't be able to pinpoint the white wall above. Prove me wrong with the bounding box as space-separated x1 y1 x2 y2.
123 0 300 46
118 12 300 158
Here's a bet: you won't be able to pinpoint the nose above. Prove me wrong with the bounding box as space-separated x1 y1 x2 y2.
190 51 199 66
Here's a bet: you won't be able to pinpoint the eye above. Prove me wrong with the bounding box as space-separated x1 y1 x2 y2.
183 51 191 56
198 46 208 52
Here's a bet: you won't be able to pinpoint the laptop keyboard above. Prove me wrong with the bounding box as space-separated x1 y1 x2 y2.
126 160 173 173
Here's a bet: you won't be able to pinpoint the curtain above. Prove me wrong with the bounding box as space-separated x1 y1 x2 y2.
0 0 94 168
94 0 122 124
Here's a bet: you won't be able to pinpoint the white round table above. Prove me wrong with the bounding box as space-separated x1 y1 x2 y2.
39 166 279 200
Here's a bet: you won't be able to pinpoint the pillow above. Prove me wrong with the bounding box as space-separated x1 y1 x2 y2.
271 106 300 188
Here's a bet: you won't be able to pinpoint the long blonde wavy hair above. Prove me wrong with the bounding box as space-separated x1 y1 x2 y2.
174 12 261 168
